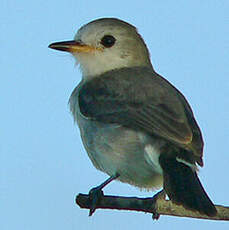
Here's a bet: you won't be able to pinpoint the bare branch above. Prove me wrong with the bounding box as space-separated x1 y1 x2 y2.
76 193 229 221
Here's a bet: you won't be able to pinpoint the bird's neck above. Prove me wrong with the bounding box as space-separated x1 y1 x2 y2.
74 52 152 81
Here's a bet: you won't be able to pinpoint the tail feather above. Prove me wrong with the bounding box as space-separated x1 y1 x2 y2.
159 154 217 216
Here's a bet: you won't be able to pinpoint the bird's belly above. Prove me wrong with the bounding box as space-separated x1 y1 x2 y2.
77 116 163 189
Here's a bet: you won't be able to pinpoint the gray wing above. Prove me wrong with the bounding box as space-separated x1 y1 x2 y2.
78 67 203 162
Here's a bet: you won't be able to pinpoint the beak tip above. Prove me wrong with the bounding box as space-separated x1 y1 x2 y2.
48 43 55 49
48 41 76 52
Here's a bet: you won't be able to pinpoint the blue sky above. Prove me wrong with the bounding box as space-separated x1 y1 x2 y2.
1 1 229 229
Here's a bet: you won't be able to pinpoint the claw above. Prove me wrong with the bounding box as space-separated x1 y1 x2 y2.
87 174 120 216
151 190 165 220
88 187 104 216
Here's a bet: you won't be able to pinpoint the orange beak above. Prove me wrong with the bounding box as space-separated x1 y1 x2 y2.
48 40 100 53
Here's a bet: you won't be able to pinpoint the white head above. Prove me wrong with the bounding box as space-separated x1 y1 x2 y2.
49 18 152 80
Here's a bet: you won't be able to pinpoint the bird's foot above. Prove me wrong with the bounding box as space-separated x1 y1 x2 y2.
151 190 165 220
88 186 104 216
87 174 120 216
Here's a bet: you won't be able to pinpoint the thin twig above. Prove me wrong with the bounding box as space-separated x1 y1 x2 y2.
76 193 229 221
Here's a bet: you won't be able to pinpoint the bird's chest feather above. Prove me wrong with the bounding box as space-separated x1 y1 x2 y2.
76 111 163 189
69 86 163 188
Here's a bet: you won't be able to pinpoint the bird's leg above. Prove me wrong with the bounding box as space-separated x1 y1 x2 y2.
151 189 166 220
88 173 120 216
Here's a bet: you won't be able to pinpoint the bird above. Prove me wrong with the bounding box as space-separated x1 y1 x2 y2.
49 18 217 217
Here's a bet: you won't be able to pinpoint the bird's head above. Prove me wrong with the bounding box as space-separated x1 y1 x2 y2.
49 18 152 80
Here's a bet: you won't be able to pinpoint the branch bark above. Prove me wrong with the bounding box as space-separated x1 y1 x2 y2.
76 193 229 221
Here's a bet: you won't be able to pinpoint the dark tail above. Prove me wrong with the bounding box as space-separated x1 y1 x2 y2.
159 153 217 216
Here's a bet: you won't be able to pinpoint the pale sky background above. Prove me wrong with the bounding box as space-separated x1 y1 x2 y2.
1 1 229 229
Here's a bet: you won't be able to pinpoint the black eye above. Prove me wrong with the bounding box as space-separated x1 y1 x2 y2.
100 35 116 48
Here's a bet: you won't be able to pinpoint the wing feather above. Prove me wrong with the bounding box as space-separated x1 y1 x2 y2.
77 67 203 157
